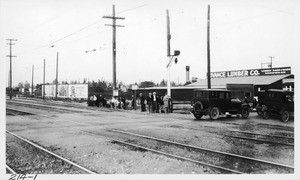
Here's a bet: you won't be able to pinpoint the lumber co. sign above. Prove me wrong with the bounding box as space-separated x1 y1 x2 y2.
211 67 291 78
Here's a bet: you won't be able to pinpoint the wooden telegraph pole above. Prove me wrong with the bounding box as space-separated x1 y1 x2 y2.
43 59 46 99
6 39 17 99
207 5 211 89
55 52 59 100
166 9 171 96
103 5 125 93
31 65 34 96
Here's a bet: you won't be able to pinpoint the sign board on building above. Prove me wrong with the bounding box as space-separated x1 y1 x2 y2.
132 85 138 90
44 84 88 99
113 89 119 96
68 84 88 99
211 67 291 78
58 84 68 98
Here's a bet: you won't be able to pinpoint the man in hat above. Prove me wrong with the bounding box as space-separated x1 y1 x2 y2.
146 93 153 113
139 93 146 112
152 92 158 113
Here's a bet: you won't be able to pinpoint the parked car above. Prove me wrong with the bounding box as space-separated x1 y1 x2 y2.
190 89 250 120
257 89 294 122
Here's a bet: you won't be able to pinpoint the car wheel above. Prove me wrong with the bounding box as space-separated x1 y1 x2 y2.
281 110 290 123
194 113 203 120
262 111 270 119
257 108 263 115
241 106 250 118
209 107 220 120
193 101 203 114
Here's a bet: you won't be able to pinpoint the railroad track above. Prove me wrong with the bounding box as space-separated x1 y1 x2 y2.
224 130 294 146
6 99 294 174
6 107 36 116
76 128 294 174
8 98 86 109
168 124 294 146
5 107 189 129
6 101 194 127
6 101 88 113
6 130 96 174
7 98 116 113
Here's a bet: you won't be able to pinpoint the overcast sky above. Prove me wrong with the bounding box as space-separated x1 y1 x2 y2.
1 0 299 87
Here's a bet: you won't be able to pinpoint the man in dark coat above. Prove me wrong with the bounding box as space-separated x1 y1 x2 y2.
95 94 100 107
152 92 158 113
140 93 146 112
146 93 153 113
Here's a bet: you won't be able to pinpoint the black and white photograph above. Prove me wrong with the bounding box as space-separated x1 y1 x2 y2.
0 0 299 179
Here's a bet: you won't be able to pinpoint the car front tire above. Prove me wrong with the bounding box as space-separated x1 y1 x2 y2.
262 111 270 119
194 113 203 120
281 110 290 123
241 106 250 118
209 107 220 120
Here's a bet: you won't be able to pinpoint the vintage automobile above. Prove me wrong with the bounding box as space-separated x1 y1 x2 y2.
257 89 294 122
191 89 250 120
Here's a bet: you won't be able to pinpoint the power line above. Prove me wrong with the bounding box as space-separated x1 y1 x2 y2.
26 4 146 54
15 5 146 57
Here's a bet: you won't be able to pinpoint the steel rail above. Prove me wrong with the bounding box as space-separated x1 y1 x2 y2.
224 134 294 146
77 129 243 174
227 129 294 140
6 101 87 113
180 124 294 140
6 130 96 174
170 124 294 144
8 98 89 110
6 107 36 115
6 107 52 118
7 106 171 127
6 164 17 174
108 129 294 170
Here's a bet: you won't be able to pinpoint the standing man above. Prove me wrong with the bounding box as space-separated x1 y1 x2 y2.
95 94 100 107
163 93 170 113
146 93 153 113
139 93 146 112
152 92 158 113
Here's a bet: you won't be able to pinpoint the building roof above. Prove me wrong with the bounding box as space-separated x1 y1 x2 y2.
187 74 293 88
193 88 230 92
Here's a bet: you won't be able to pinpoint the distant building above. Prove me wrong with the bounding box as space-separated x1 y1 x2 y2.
187 66 294 99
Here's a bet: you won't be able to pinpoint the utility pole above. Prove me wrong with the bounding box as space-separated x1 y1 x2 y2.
166 9 171 96
103 4 125 93
166 9 180 98
43 59 46 99
31 65 34 96
207 5 211 89
6 39 17 99
269 56 274 69
55 52 59 100
167 10 171 57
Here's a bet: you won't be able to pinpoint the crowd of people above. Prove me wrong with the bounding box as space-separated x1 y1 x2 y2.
140 92 171 113
88 92 172 113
